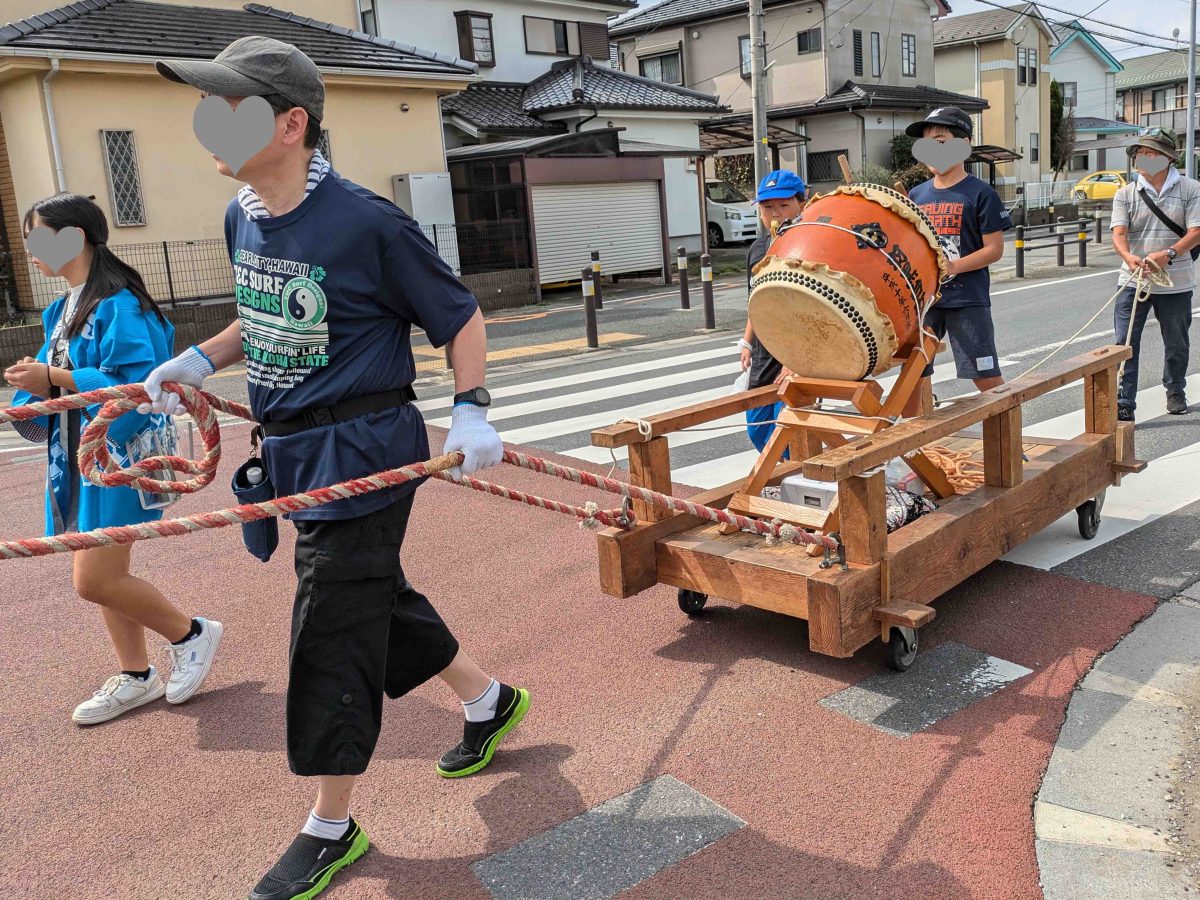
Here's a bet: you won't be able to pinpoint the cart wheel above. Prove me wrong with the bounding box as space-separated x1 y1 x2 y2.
677 589 708 616
885 626 919 672
1076 499 1101 540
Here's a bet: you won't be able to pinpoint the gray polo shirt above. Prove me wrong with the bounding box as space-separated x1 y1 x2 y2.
1111 170 1200 294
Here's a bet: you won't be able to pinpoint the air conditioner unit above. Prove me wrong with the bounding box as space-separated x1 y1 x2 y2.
391 172 454 228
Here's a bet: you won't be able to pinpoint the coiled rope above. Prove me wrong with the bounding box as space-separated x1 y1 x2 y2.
0 384 840 559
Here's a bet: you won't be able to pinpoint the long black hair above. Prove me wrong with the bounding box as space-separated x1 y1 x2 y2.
23 193 165 337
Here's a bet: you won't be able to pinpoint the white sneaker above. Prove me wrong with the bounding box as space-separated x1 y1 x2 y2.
165 618 223 704
72 667 166 725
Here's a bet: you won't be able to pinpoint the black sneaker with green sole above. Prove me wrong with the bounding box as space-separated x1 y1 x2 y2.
249 819 369 900
437 684 531 778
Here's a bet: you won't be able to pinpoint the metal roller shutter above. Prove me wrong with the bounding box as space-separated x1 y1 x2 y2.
531 181 663 284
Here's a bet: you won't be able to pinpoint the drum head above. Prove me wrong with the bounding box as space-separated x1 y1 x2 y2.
749 260 899 381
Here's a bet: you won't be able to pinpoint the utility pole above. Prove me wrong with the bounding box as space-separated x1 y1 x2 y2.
749 0 770 198
1187 0 1197 179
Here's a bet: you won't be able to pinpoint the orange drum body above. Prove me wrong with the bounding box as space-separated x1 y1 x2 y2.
748 184 947 381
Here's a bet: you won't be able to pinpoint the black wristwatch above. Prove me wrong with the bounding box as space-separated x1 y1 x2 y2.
453 386 492 408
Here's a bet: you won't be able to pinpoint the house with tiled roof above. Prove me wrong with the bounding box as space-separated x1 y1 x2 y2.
1046 20 1136 176
933 3 1058 191
608 0 988 194
1115 48 1200 155
0 0 477 315
366 3 733 279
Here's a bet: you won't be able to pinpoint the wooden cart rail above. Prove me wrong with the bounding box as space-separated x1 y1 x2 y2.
802 345 1134 483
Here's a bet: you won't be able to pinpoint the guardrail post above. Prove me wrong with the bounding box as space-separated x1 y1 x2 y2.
582 267 598 349
1056 216 1066 267
590 250 603 310
1078 222 1088 268
677 246 690 309
1095 214 1103 245
1015 225 1025 278
162 241 177 307
700 253 715 329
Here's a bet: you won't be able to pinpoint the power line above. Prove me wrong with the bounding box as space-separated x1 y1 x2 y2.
966 0 1183 50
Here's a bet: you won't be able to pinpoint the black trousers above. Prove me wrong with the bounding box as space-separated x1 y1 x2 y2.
287 494 459 776
1113 287 1194 412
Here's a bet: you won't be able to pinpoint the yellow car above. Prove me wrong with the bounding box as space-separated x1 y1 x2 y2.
1072 170 1128 201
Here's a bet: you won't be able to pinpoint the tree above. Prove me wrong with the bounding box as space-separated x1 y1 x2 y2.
890 134 916 170
1049 80 1077 183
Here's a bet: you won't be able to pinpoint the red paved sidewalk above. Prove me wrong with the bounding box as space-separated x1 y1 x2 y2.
0 431 1156 899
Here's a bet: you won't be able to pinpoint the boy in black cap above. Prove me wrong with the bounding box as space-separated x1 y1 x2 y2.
143 37 530 899
905 107 1012 409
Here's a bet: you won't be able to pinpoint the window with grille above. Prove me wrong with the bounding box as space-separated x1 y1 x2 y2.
455 11 494 66
853 30 863 77
100 130 146 227
807 149 848 182
739 35 751 77
797 27 820 54
639 51 682 85
901 34 916 77
318 129 332 164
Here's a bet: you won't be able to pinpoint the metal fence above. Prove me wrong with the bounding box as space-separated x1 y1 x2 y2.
4 219 538 317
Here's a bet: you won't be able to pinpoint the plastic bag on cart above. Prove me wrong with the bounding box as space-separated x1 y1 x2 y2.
884 485 936 533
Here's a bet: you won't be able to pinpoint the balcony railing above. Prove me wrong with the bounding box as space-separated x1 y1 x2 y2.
1141 107 1198 132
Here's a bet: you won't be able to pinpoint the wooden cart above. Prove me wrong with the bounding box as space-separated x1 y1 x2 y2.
590 344 1145 670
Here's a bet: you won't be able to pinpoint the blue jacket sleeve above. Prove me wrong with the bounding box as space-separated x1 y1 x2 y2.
8 305 56 429
71 293 161 394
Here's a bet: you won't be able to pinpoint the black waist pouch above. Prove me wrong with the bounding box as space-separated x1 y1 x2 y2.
231 456 278 563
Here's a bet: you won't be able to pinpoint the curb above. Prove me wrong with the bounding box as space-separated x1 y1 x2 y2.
1036 587 1200 898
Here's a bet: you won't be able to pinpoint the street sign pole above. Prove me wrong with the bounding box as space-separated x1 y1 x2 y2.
749 0 770 221
1187 0 1197 179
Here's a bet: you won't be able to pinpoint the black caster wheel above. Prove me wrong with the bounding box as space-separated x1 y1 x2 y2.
885 626 919 672
678 589 708 616
1076 490 1105 540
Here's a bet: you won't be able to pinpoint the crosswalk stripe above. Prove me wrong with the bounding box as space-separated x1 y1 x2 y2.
428 360 742 427
1028 372 1200 439
415 340 738 412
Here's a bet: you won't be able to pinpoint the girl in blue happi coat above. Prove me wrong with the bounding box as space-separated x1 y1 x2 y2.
3 193 222 725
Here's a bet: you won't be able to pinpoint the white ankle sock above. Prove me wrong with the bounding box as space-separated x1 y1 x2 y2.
302 810 349 841
463 678 500 722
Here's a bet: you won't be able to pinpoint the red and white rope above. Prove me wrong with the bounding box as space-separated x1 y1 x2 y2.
0 384 840 559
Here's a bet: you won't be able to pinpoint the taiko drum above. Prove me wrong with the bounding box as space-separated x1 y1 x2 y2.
748 184 947 381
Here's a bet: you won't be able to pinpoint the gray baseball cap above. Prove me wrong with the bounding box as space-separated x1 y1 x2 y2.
156 36 324 122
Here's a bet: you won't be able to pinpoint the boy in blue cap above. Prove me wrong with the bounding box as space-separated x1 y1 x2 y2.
739 169 806 450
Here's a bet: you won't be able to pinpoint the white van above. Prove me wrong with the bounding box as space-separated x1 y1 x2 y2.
705 180 758 248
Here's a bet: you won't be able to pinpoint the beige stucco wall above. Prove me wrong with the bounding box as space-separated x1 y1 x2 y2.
616 1 825 112
1 0 359 28
3 64 459 249
825 0 936 88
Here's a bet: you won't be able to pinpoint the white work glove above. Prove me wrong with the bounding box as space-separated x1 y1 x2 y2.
136 346 215 415
443 403 503 478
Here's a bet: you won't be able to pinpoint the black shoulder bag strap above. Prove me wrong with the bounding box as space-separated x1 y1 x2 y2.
1137 184 1200 261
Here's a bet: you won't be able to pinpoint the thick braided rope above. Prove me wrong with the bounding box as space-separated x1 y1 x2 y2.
501 450 839 550
0 384 252 495
0 385 841 557
435 471 635 530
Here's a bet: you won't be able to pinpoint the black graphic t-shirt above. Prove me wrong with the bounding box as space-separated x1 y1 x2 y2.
224 173 477 520
909 174 1011 308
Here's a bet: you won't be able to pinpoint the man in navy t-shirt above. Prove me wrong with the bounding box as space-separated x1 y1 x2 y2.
905 107 1011 410
143 37 531 900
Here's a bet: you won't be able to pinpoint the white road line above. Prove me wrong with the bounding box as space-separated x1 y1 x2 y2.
416 342 737 412
1026 373 1200 440
433 360 742 427
499 385 732 446
991 268 1117 295
1004 441 1200 570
